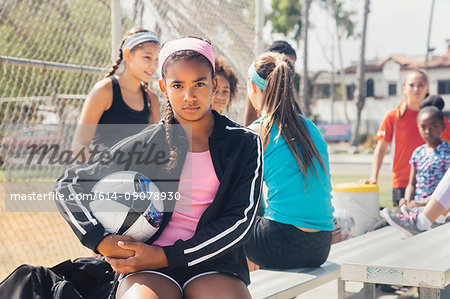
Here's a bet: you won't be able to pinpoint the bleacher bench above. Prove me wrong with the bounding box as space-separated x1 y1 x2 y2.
329 223 450 299
247 226 401 299
249 223 449 299
248 261 340 299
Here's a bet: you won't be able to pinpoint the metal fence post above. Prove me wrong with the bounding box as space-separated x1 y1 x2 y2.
111 0 122 64
254 0 264 56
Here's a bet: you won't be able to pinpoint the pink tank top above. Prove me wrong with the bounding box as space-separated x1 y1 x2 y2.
153 151 219 247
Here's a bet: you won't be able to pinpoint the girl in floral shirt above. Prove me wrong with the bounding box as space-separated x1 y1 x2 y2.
400 100 450 207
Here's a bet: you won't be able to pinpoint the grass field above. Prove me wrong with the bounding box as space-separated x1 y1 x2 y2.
331 173 393 208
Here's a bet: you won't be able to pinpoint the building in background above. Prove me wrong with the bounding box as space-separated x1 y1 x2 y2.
312 39 450 135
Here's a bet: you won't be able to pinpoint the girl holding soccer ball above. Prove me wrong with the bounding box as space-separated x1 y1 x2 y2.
56 37 262 298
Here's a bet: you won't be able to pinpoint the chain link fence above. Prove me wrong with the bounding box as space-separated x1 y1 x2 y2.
145 0 257 121
0 0 257 279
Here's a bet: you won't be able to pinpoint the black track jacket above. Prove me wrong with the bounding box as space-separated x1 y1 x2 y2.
54 111 263 284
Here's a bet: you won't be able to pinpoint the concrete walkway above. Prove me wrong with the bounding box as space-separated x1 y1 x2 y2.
327 142 393 174
329 153 392 175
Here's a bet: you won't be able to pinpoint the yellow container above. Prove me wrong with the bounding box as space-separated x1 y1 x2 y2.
331 183 380 236
333 183 379 193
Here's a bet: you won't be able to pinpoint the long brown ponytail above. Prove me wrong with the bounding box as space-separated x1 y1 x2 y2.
255 52 325 177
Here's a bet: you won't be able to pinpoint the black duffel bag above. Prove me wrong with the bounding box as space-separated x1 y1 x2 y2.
0 256 116 299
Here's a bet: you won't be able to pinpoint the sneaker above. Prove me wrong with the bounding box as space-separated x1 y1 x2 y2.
400 205 425 217
400 205 416 217
434 214 447 224
400 206 444 229
382 208 423 237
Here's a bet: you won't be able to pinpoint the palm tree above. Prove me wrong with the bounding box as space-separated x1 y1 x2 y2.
318 0 356 122
331 0 355 122
300 0 312 116
350 0 370 149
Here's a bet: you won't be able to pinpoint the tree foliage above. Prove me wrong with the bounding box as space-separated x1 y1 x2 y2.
318 0 357 39
317 0 358 123
269 0 302 41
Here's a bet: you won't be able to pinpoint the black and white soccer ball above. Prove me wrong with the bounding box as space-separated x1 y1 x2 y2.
89 171 163 242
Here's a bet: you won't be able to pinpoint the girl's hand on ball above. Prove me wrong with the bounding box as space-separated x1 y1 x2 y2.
97 235 137 258
105 242 168 274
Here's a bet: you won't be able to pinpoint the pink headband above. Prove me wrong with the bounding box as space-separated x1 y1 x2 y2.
158 37 215 76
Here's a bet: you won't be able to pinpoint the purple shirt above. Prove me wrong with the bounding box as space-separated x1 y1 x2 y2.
410 141 450 202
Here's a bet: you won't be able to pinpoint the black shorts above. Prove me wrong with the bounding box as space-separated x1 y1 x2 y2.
118 263 246 293
244 216 332 269
392 188 406 207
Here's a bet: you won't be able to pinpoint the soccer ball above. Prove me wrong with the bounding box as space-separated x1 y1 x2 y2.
89 171 163 242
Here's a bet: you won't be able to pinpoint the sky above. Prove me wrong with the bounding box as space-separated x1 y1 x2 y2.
265 0 450 72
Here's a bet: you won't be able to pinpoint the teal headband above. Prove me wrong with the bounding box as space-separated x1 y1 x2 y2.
248 62 266 90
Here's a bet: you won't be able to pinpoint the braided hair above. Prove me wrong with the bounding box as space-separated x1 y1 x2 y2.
160 37 214 170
